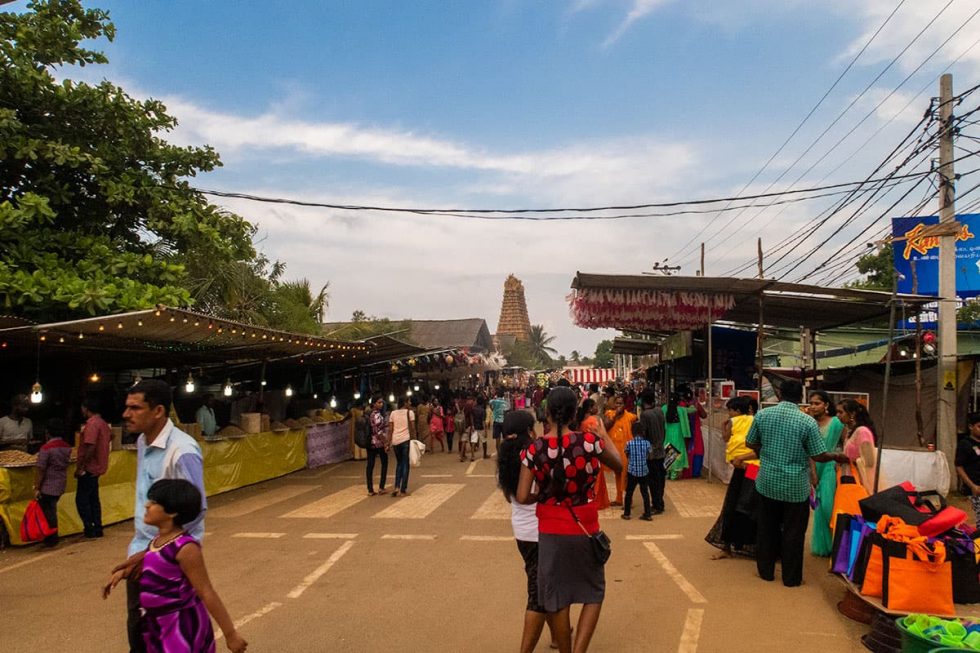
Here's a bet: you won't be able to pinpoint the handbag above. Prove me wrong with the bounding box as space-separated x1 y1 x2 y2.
942 530 980 604
857 516 924 597
881 540 954 615
566 503 611 565
353 416 371 450
830 464 868 535
859 484 946 526
918 506 968 537
20 499 56 543
830 513 854 574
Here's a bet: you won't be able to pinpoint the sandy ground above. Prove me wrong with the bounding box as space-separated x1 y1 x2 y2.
0 450 869 652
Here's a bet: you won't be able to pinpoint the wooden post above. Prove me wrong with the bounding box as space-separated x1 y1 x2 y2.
700 242 705 278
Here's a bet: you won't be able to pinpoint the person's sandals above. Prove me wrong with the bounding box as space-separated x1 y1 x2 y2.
368 491 377 496
391 490 400 497
621 514 631 520
639 514 653 521
378 488 388 495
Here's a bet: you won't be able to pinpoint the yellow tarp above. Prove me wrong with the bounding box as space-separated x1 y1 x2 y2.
0 429 307 546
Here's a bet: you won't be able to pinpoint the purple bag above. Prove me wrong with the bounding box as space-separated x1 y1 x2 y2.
847 518 875 580
831 514 854 573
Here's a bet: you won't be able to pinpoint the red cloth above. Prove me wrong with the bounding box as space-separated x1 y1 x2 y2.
536 502 599 535
79 414 111 476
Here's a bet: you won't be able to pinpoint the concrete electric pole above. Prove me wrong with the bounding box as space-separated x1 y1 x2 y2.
937 73 958 471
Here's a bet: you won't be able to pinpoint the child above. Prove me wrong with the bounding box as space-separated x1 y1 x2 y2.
622 422 653 521
104 479 247 653
33 418 73 548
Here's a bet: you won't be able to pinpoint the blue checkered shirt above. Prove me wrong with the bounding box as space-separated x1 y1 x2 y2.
625 437 652 476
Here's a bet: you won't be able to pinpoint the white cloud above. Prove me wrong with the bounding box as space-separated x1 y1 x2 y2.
602 0 673 47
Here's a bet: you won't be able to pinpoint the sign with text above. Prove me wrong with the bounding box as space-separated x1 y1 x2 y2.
891 214 980 297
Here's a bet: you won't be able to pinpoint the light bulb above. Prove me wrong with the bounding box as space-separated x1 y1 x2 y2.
89 372 100 383
223 379 233 397
260 379 267 387
388 393 395 403
30 382 43 404
185 373 195 393
434 384 440 390
285 385 294 397
330 396 337 408
313 393 318 399
353 391 361 400
413 384 420 392
406 389 413 397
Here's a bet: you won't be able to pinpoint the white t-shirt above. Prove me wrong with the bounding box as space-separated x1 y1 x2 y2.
389 409 415 445
510 499 538 542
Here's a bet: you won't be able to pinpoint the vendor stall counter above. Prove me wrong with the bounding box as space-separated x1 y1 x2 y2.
0 428 308 546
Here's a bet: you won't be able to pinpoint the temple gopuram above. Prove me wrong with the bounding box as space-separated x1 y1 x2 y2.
496 274 532 342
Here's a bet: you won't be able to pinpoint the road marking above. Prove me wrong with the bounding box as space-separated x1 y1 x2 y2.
644 542 707 604
468 474 497 478
471 489 510 520
232 532 286 539
281 485 367 519
665 484 722 518
678 608 704 652
381 534 436 540
0 550 56 575
336 475 362 479
465 461 478 475
460 535 513 542
210 485 318 518
372 483 465 519
420 474 453 478
625 534 684 541
215 601 282 640
303 533 358 539
287 540 355 599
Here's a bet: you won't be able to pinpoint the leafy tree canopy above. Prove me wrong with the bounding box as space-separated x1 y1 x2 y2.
0 0 257 319
325 312 411 341
846 247 895 292
593 339 614 368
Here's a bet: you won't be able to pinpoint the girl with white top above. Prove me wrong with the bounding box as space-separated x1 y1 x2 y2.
387 397 415 497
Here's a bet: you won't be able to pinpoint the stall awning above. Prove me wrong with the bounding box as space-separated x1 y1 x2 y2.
569 273 935 332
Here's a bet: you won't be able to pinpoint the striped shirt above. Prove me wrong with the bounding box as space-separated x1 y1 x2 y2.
625 436 652 476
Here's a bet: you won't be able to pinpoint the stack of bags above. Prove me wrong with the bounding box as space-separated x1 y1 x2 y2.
830 480 978 615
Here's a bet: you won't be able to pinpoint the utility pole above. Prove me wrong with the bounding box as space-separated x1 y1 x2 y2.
700 243 705 277
937 73 958 470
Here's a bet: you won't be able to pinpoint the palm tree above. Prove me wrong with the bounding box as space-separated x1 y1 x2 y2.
570 350 581 363
528 324 558 365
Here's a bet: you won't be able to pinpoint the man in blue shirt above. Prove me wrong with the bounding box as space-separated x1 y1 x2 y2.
622 422 653 521
489 387 510 457
120 379 206 652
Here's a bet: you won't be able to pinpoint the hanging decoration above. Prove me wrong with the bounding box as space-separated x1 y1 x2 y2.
567 288 735 331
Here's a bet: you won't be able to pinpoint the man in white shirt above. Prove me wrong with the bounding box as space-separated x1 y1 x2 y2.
0 394 32 450
195 393 217 437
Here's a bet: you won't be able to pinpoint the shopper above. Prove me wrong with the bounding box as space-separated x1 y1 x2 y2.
622 422 653 521
574 399 610 511
429 398 446 453
808 390 845 556
837 399 878 494
956 412 980 526
746 380 848 587
104 479 247 653
76 396 112 538
33 418 72 548
388 396 415 497
602 395 636 506
705 397 758 559
120 379 206 652
490 387 510 456
365 396 389 496
517 387 623 653
638 391 666 515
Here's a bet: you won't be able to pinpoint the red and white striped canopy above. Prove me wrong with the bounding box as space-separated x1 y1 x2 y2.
562 367 616 384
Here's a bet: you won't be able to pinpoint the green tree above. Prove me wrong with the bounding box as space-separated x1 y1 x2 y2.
528 324 557 365
268 279 329 334
0 0 256 319
593 339 614 368
847 247 895 291
570 350 581 363
325 313 410 341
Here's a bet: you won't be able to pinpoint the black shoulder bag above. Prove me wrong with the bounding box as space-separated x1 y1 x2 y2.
556 432 612 565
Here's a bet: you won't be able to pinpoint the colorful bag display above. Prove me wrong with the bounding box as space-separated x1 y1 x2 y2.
856 516 924 598
918 506 969 537
19 499 56 543
830 465 868 535
882 540 954 616
942 531 980 604
831 513 854 574
859 484 946 526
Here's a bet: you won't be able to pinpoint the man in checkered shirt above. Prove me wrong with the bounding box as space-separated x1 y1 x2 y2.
622 422 653 521
746 380 848 587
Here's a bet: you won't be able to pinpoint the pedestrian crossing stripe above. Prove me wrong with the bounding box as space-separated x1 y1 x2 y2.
381 534 436 540
231 532 286 539
460 535 512 542
211 484 318 519
471 489 510 520
372 483 465 519
303 533 358 539
281 485 368 519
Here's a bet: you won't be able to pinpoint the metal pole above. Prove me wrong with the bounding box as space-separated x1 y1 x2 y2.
706 318 714 483
875 274 900 493
937 73 958 472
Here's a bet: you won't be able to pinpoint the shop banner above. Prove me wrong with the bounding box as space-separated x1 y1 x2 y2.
891 213 980 297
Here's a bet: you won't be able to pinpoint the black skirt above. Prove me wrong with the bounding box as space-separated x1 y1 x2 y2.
704 467 758 556
537 533 605 612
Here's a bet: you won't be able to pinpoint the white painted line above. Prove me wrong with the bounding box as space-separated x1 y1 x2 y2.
381 534 436 540
625 534 685 541
232 532 286 539
336 475 362 479
211 485 319 518
465 461 478 475
215 602 282 640
420 474 453 478
0 550 56 575
287 540 355 599
468 474 497 478
471 489 510 520
677 608 704 653
281 485 368 519
665 484 722 518
644 542 707 604
303 533 358 540
372 484 465 520
460 535 513 542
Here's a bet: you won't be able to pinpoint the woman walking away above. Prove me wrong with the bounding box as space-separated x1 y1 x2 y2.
705 397 759 559
429 398 447 453
574 399 610 511
497 410 559 653
103 479 247 653
389 396 416 497
662 393 691 480
809 390 845 556
837 399 878 494
517 387 623 653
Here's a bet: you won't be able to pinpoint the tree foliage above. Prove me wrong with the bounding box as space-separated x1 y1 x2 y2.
847 247 895 291
0 0 257 319
593 339 614 368
527 324 557 364
324 312 410 341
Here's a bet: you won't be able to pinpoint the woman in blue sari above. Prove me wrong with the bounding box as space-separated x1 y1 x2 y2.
809 390 845 556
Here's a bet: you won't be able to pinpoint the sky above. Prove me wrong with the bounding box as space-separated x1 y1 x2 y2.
42 0 980 356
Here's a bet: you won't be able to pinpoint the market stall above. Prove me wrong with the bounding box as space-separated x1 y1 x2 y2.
305 420 352 468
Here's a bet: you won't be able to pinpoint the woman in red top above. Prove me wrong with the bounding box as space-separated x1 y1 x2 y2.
517 387 622 653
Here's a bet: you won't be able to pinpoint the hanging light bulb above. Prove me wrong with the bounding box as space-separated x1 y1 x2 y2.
406 389 413 397
353 391 362 400
388 393 395 403
223 379 233 397
89 372 101 383
185 373 195 394
285 385 294 397
330 396 337 408
413 384 420 392
313 393 319 399
434 384 440 390
30 382 43 404
260 378 267 387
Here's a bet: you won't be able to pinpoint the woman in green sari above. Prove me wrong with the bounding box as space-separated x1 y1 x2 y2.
809 390 845 556
662 393 692 480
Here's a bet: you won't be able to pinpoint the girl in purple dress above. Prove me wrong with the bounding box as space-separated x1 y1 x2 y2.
104 480 247 653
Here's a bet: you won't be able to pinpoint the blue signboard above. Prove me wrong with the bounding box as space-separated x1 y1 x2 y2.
891 214 980 297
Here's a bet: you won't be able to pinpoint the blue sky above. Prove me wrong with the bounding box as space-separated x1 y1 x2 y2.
48 1 980 356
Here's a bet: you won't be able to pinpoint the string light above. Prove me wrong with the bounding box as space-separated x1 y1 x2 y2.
434 384 440 390
353 391 361 400
30 382 43 404
285 385 294 397
223 379 233 397
329 396 337 408
185 373 195 394
89 372 101 383
388 393 395 403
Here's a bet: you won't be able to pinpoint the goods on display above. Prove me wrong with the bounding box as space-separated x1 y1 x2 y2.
217 425 246 437
0 450 37 467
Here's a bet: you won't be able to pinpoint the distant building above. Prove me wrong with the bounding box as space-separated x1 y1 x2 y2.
497 274 531 342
